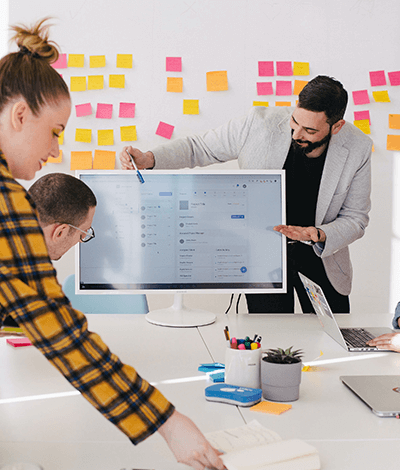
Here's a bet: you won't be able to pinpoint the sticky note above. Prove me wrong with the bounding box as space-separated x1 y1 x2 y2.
117 54 133 68
373 90 390 102
70 77 86 92
293 80 308 95
293 62 310 76
88 75 104 90
93 150 116 169
51 53 67 69
156 121 174 139
7 337 32 347
387 135 400 150
119 102 136 118
258 61 274 76
167 77 183 93
369 70 386 86
96 103 113 119
75 128 92 143
352 90 370 105
68 54 84 67
388 71 400 86
257 82 273 95
389 114 400 129
276 61 293 76
183 99 199 115
353 119 371 134
90 55 106 68
275 101 291 106
253 101 269 107
166 57 182 72
354 110 371 125
207 71 228 91
120 125 137 142
276 80 292 96
47 150 63 164
98 129 114 146
58 131 64 146
250 401 292 415
76 103 92 117
109 74 125 88
70 151 93 170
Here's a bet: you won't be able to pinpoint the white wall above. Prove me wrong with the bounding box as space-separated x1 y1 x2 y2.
8 0 400 314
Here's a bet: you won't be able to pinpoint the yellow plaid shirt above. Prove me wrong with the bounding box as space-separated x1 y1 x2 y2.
0 156 174 444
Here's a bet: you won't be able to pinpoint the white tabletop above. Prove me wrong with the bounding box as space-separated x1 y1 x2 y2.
1 312 400 469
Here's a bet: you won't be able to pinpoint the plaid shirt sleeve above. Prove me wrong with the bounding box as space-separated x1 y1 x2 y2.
0 159 174 445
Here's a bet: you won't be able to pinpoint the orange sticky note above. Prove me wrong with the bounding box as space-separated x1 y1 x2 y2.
293 62 310 76
275 101 291 107
70 77 86 92
373 90 390 102
109 74 125 88
98 129 114 146
88 75 104 90
93 150 116 169
75 129 92 143
47 150 63 164
70 151 93 170
353 119 371 135
250 401 292 415
206 71 228 91
387 135 400 151
293 80 308 95
68 54 84 67
389 114 400 130
253 101 269 107
183 99 199 114
120 125 137 142
167 77 183 93
90 55 106 68
116 54 133 68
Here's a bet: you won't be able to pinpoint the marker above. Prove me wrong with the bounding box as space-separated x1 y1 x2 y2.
224 328 230 346
238 344 246 350
127 150 145 184
230 337 238 349
250 342 258 350
225 326 230 341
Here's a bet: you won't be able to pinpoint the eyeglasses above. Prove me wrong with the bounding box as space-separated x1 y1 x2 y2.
67 224 95 243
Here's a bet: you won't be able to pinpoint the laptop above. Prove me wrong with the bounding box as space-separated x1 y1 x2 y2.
298 272 394 352
340 375 400 417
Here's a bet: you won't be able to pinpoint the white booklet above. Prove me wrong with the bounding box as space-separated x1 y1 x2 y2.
205 420 320 470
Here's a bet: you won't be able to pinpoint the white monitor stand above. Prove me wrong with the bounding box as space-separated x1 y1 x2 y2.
145 293 216 328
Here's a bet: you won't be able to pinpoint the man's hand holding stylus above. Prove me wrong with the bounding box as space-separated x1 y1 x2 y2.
120 146 155 170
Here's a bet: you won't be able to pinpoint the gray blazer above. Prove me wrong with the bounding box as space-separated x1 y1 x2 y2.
152 107 373 295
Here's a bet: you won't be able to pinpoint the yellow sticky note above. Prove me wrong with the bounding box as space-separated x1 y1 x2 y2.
58 131 64 146
120 126 137 142
373 90 390 102
387 135 400 151
293 80 308 95
183 99 199 115
253 101 269 107
275 101 291 107
93 150 116 169
206 71 228 91
68 54 84 67
75 129 92 143
389 114 400 129
353 119 371 135
70 151 93 170
293 62 310 76
70 77 86 92
116 54 133 68
167 77 183 93
109 74 125 88
90 55 106 68
98 129 114 146
88 75 104 90
250 401 292 415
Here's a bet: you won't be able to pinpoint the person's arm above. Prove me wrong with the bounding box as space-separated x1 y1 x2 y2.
392 302 400 329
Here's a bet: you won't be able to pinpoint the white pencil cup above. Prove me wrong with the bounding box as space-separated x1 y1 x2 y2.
224 347 262 389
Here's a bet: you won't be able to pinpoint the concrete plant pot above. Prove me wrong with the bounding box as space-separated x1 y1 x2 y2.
261 357 302 402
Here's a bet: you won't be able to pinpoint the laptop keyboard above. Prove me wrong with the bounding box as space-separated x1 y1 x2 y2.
340 328 376 348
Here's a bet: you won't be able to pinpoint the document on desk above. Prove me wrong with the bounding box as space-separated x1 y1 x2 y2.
206 420 320 470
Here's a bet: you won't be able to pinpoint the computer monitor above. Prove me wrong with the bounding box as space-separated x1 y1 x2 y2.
75 169 286 327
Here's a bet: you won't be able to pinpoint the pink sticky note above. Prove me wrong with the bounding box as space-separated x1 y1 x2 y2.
257 82 273 95
76 103 92 117
156 121 174 139
51 53 67 69
276 81 292 96
119 102 136 118
369 70 386 87
352 90 370 105
166 57 182 72
276 61 293 76
7 337 32 347
354 110 371 125
96 103 113 119
258 61 274 76
388 71 400 86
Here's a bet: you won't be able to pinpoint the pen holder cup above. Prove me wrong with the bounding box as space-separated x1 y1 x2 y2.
224 347 262 389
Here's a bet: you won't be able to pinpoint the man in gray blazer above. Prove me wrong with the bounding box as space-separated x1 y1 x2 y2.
119 76 372 313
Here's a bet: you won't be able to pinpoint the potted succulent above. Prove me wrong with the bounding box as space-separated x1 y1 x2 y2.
261 347 303 402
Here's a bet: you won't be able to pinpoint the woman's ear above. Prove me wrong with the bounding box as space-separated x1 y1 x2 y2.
10 101 30 131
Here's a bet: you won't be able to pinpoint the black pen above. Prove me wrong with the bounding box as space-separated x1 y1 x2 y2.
127 150 145 184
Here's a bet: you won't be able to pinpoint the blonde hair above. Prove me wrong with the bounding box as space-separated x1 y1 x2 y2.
0 17 69 115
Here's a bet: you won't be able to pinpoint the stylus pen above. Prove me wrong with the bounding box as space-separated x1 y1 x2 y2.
127 150 145 184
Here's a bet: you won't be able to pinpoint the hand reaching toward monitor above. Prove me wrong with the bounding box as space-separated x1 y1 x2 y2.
274 225 326 243
367 333 400 353
119 146 155 170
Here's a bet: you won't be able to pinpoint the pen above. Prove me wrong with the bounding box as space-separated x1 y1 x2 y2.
224 328 230 345
127 150 145 184
225 326 230 341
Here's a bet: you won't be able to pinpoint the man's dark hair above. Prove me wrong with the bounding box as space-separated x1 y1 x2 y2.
298 75 348 126
29 173 97 227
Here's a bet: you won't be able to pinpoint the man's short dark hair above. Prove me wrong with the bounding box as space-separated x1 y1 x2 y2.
298 75 348 126
29 173 97 227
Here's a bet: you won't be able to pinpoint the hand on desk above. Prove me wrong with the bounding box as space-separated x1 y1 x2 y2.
367 333 400 353
274 225 326 243
120 146 155 170
158 410 225 470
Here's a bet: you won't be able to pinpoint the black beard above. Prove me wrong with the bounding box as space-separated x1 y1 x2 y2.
291 129 331 156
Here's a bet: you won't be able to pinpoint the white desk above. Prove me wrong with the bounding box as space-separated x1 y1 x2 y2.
1 313 400 469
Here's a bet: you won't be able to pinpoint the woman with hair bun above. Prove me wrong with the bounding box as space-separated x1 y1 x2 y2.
0 18 224 470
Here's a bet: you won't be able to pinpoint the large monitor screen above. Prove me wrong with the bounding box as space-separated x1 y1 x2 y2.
76 170 286 294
